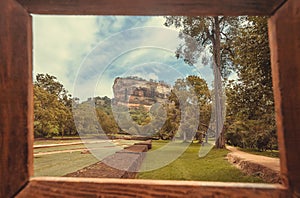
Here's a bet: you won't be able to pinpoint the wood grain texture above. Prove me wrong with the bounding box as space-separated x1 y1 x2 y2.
0 0 33 197
1 0 298 197
268 0 300 196
16 0 286 16
16 177 288 198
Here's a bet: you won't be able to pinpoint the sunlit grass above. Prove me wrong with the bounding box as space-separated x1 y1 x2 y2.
137 141 263 183
34 151 98 177
33 139 140 176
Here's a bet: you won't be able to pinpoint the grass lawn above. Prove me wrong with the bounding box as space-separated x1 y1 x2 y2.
33 139 140 176
238 148 279 158
137 141 263 183
34 151 99 176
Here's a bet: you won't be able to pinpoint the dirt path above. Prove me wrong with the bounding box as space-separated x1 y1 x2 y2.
226 146 280 183
226 146 280 172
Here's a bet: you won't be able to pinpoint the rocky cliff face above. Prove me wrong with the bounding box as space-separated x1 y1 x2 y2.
112 76 171 110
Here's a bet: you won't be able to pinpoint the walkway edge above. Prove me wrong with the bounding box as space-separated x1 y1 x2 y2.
226 152 281 183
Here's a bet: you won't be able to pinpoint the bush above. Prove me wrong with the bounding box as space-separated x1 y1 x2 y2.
225 120 278 151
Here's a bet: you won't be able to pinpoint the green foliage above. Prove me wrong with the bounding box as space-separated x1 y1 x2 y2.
129 105 151 126
72 97 120 136
95 96 119 134
225 120 277 151
73 100 100 135
157 102 180 140
164 16 243 148
164 16 242 76
34 74 76 138
225 17 277 151
157 75 211 141
164 16 277 150
36 73 72 107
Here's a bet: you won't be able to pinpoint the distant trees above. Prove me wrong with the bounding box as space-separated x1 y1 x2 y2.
33 73 211 142
72 96 120 137
95 96 119 134
34 75 122 138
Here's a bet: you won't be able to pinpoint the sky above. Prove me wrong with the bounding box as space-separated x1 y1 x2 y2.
33 16 215 100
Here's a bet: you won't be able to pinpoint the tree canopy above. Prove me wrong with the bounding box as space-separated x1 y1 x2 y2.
165 16 242 148
225 16 277 151
164 16 276 151
34 74 76 138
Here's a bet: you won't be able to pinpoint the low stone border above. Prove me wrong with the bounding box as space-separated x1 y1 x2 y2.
134 140 152 149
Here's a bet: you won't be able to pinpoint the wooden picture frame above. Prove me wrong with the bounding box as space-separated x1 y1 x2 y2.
0 0 299 197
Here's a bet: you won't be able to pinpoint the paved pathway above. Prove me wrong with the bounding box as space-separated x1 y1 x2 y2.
226 146 280 172
34 142 84 149
33 140 139 156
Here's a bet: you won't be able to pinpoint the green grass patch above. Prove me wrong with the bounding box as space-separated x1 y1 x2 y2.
137 141 263 183
33 139 139 176
150 140 170 151
34 151 99 177
239 148 279 158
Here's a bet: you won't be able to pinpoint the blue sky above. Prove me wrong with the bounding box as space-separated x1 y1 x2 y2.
33 16 214 100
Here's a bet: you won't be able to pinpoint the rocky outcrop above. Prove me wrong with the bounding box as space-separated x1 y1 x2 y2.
112 76 171 110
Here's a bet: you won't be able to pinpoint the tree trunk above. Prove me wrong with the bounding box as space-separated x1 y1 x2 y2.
213 16 225 149
183 131 187 142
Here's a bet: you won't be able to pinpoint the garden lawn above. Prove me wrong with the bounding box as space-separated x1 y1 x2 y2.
34 151 99 177
137 141 263 183
33 139 139 176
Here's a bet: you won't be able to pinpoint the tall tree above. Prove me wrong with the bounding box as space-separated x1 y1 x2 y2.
165 16 240 148
35 73 72 107
225 17 277 151
168 76 211 142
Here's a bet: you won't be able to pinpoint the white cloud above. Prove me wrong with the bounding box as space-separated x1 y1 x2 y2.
33 16 209 100
33 15 98 94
